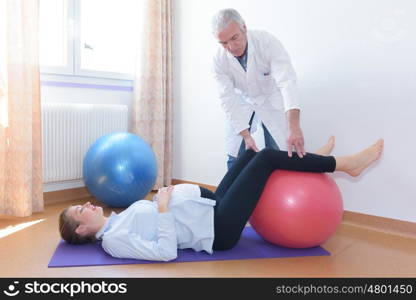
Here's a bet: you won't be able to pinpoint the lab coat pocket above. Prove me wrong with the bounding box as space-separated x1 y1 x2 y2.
258 73 275 94
270 95 284 111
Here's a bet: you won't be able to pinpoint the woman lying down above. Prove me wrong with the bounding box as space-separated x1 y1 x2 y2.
59 137 384 261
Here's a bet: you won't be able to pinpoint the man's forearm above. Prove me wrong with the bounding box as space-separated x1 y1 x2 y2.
286 109 301 130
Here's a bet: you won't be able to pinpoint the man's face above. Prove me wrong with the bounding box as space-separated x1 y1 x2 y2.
216 21 248 57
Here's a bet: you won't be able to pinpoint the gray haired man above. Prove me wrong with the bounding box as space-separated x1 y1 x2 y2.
212 8 305 169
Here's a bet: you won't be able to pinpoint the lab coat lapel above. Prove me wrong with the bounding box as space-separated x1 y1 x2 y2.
246 31 255 74
245 32 259 98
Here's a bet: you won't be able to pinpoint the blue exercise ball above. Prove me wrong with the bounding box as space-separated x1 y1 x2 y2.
83 132 157 207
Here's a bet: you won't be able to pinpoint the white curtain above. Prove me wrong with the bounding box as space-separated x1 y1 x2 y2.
132 0 173 189
0 0 43 217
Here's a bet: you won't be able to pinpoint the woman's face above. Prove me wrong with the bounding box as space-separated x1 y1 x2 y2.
66 202 104 235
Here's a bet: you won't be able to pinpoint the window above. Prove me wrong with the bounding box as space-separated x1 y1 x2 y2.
39 0 72 74
39 0 141 80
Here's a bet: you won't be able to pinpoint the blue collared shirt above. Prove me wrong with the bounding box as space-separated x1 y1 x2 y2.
95 184 216 261
235 44 248 72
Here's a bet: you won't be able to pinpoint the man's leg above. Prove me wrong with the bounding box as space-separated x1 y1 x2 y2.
227 112 255 170
226 140 247 170
228 122 277 169
262 123 279 150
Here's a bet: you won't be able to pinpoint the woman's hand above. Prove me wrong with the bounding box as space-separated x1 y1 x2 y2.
156 185 174 213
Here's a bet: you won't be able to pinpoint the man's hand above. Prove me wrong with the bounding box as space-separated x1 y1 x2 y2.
287 127 305 158
240 129 259 152
156 185 174 213
286 109 305 158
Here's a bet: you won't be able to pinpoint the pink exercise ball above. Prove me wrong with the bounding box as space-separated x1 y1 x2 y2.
249 170 343 248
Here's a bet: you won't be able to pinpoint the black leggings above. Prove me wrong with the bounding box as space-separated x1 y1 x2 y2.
199 148 336 251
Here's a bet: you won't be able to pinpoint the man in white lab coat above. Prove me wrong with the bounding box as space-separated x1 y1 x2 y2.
212 8 306 169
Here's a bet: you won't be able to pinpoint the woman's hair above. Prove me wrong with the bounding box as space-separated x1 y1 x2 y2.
59 207 97 245
212 8 246 36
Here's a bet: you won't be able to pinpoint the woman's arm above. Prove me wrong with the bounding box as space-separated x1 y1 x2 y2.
102 187 178 261
156 185 174 213
101 216 178 262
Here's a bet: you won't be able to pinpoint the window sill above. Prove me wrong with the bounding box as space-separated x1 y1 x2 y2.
40 73 134 91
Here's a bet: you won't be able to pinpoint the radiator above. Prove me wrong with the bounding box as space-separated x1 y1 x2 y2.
42 102 128 183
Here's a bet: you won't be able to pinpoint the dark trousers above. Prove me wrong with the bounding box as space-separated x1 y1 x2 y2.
199 148 336 250
227 112 279 170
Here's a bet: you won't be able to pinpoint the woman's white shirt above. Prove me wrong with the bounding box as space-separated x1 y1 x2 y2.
95 184 216 261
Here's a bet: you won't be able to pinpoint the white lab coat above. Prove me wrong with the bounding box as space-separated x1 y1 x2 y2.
213 30 300 157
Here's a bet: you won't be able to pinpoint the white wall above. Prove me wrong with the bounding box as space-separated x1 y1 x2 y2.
173 0 416 222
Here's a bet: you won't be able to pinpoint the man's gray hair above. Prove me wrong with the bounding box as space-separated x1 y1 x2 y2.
212 8 245 36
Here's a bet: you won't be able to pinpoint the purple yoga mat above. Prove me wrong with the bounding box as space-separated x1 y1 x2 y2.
48 227 329 268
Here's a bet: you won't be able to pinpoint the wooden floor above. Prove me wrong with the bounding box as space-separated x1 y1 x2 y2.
1 195 416 278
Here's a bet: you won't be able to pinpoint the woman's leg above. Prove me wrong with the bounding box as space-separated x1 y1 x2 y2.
212 138 384 250
215 149 257 199
213 148 336 250
217 136 335 201
334 139 383 176
199 186 217 200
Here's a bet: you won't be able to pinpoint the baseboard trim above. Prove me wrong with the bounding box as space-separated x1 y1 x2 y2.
171 179 416 239
342 211 416 239
44 187 93 205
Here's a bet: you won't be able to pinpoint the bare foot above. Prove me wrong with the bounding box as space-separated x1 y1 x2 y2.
344 139 384 177
315 136 335 156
